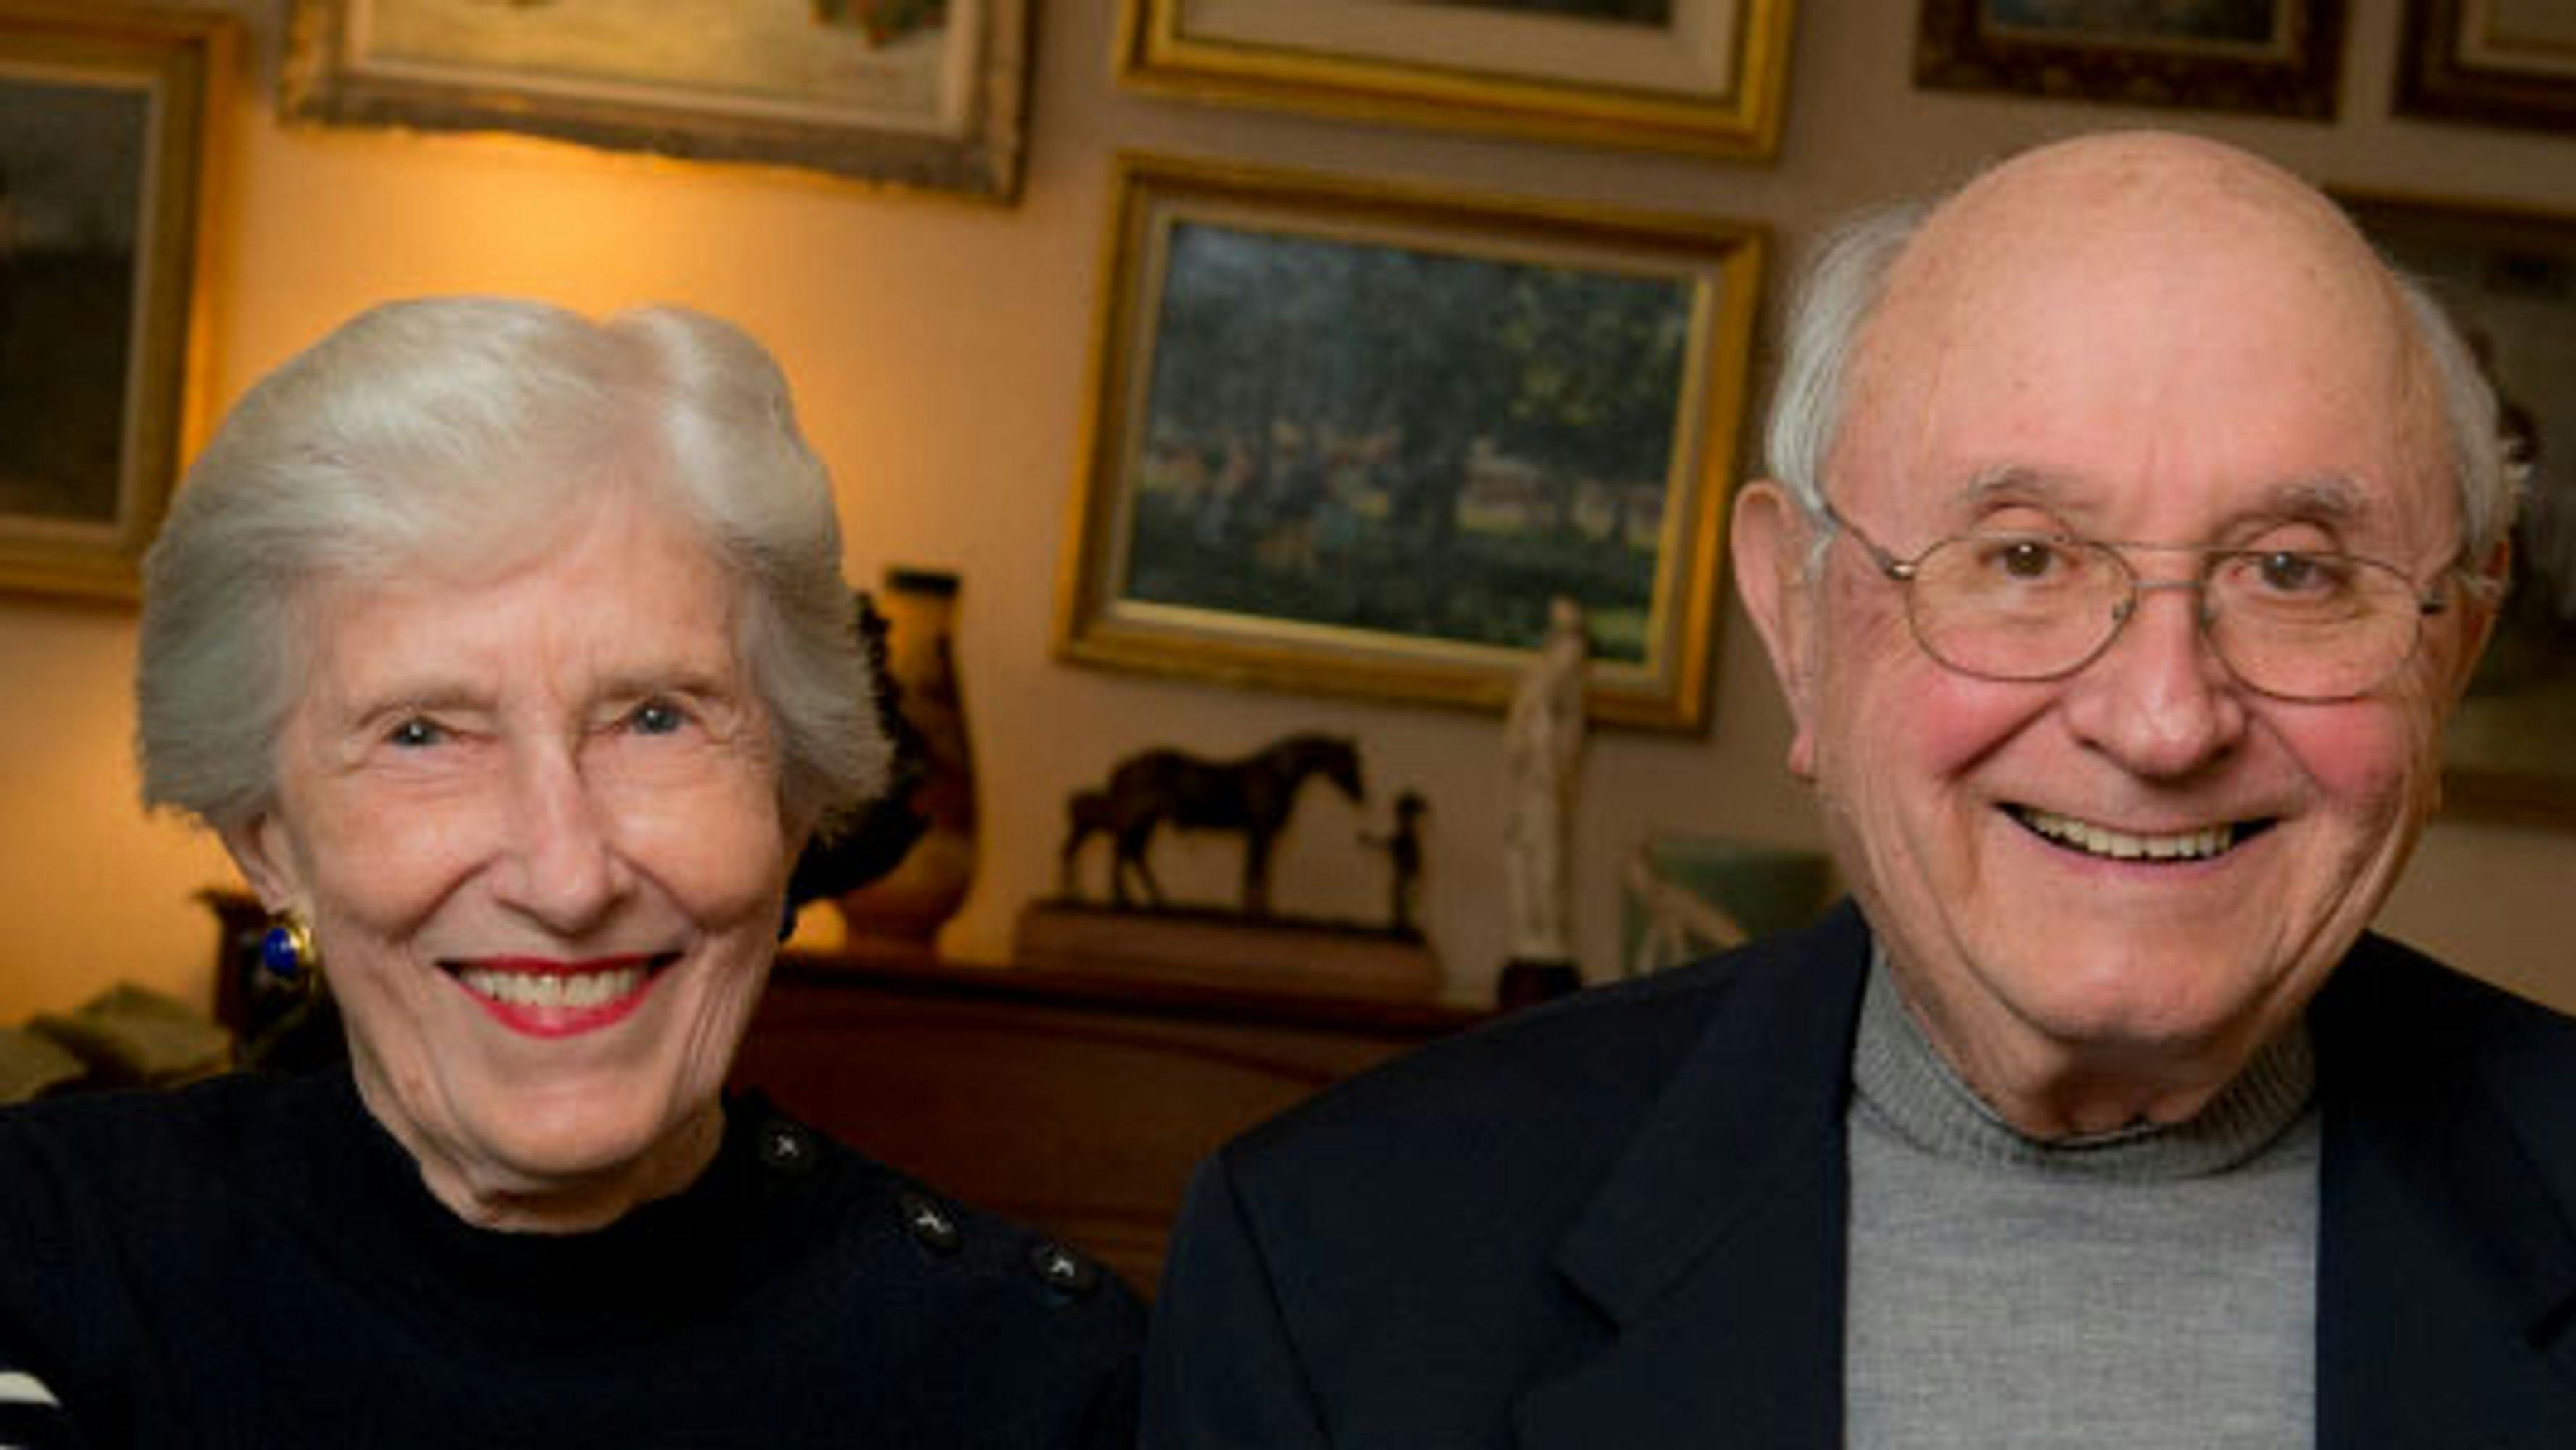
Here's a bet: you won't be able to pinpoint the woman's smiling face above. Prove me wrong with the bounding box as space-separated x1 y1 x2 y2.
228 487 801 1230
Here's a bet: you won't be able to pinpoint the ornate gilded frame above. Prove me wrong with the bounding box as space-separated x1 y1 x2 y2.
281 0 1028 199
1914 0 2345 118
1056 153 1765 732
1114 0 1795 161
2395 0 2576 133
0 3 231 602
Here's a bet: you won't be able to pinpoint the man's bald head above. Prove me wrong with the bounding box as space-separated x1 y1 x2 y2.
1765 131 2514 568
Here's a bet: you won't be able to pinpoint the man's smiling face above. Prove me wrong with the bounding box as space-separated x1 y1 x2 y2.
1780 137 2493 1130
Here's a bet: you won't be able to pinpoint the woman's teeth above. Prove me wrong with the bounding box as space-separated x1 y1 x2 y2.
457 966 647 1010
2016 807 2236 862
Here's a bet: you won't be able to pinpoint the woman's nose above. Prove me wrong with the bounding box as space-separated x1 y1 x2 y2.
490 744 634 932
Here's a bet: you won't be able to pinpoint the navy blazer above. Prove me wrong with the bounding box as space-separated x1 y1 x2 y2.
1141 903 2576 1448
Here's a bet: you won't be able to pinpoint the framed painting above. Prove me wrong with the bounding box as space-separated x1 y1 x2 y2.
1114 0 1795 160
1056 153 1765 732
1914 0 2345 117
281 0 1028 199
1620 833 1834 975
2395 0 2576 133
2341 191 2576 823
0 4 231 602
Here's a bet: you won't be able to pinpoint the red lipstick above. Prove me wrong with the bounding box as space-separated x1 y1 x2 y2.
447 954 666 1039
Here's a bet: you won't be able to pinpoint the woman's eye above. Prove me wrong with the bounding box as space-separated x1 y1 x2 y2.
627 700 687 736
386 717 445 749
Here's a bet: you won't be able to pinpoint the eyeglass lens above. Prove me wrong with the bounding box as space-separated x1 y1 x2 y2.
1900 534 2426 700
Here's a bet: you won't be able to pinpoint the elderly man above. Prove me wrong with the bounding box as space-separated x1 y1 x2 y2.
1140 132 2576 1447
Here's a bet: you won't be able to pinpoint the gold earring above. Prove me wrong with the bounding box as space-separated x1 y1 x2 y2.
259 911 318 984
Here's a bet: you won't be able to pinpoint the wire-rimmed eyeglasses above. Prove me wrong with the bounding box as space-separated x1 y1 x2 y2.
1820 504 2451 703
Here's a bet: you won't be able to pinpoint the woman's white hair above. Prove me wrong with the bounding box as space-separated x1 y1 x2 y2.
136 297 890 833
1763 199 2520 577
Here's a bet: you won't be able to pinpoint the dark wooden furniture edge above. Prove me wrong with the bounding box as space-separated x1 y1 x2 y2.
774 945 1489 1037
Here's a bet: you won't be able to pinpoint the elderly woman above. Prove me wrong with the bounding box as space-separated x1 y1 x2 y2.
0 299 1140 1443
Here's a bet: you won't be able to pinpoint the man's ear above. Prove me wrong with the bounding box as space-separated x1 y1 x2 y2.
2443 534 2513 706
1731 478 1823 781
219 810 307 915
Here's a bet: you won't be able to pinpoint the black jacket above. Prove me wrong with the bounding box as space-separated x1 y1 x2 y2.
1143 902 2576 1447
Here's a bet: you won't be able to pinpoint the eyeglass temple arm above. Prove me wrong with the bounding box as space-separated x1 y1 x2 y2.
1819 502 1915 581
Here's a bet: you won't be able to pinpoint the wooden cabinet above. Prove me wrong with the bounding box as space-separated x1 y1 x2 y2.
736 950 1485 1293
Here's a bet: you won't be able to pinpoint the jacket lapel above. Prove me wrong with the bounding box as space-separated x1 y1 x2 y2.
2314 938 2576 1449
1512 906 1870 1450
1502 920 2576 1449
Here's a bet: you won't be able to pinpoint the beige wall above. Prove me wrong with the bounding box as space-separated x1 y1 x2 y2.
2 0 2570 1024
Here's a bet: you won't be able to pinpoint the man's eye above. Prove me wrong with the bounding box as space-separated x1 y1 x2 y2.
387 717 445 749
2250 550 2349 595
1974 536 2070 581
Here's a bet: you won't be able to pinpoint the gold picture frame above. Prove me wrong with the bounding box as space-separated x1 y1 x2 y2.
2395 0 2576 133
1114 0 1795 161
2339 190 2576 824
282 0 1028 200
1915 0 2345 118
1056 153 1765 732
0 3 231 602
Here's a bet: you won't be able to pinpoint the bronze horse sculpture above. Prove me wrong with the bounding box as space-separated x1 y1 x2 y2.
1060 733 1364 917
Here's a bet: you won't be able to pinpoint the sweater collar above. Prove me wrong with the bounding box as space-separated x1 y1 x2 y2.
1852 942 2316 1179
296 1066 808 1352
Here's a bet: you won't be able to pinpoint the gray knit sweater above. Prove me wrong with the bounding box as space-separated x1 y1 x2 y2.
1844 953 2321 1449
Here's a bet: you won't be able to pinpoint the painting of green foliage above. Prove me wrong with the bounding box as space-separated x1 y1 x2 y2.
1120 220 1692 664
1983 0 2280 44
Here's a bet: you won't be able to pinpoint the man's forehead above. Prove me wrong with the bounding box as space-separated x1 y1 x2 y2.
1917 132 2357 252
1834 138 2448 521
1955 465 2369 520
1881 136 2389 326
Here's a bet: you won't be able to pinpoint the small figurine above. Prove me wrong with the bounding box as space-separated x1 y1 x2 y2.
1059 733 1364 917
1056 789 1116 900
1359 790 1429 939
1500 597 1587 1000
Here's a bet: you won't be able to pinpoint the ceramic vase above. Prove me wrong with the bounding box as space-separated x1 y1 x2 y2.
837 568 979 945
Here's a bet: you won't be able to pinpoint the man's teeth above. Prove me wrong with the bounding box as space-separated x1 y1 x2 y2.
2018 808 2235 861
457 966 647 1010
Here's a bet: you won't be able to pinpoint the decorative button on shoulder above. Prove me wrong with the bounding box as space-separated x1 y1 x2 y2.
757 1121 816 1174
898 1190 964 1254
1027 1240 1098 1298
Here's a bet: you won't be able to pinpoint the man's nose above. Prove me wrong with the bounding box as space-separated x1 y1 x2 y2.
492 743 633 932
2059 579 2248 778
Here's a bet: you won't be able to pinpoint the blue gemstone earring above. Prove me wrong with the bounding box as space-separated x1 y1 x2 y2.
258 912 318 985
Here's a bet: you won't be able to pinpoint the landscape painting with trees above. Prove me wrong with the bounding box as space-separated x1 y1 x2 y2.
1060 156 1764 729
1122 218 1692 665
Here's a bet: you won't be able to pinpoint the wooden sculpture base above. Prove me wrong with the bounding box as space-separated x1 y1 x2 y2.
1013 900 1441 1003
